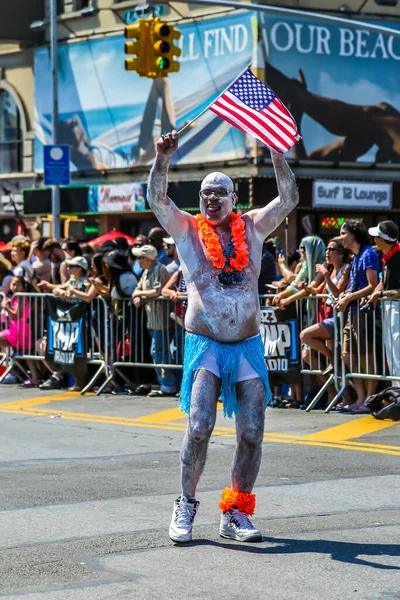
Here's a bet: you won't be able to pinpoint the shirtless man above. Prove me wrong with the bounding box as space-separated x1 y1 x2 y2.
147 130 298 544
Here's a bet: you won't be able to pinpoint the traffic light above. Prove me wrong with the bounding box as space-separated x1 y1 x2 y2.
124 20 150 76
124 18 181 78
64 218 86 239
151 19 181 77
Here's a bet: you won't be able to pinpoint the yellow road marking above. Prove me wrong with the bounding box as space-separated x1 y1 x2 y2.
1 394 399 456
133 407 186 423
0 392 93 409
303 416 398 442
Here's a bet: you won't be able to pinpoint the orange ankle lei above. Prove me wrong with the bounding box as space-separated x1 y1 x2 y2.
219 487 256 515
195 213 249 285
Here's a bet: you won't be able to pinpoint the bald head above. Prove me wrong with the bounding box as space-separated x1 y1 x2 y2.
199 172 237 226
200 172 234 192
148 227 166 251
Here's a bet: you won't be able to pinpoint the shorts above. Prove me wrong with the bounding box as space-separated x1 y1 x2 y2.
197 343 259 382
320 317 335 337
343 310 374 357
179 332 272 418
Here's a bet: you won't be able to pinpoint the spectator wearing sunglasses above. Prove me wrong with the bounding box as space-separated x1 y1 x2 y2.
131 234 148 278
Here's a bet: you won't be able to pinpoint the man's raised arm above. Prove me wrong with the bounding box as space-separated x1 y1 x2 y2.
246 149 299 241
147 131 193 242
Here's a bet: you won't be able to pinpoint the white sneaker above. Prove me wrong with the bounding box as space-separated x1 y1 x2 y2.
169 496 199 543
220 509 262 542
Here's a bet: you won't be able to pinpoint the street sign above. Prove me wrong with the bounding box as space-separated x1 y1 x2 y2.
44 145 70 186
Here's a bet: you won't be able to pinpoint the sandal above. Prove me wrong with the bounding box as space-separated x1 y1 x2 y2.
20 380 40 389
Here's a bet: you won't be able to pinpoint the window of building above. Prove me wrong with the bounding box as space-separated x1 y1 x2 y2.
74 0 91 9
0 89 22 174
56 0 64 15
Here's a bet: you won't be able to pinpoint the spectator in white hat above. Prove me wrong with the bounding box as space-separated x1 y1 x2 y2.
164 237 180 276
53 255 90 300
368 220 400 388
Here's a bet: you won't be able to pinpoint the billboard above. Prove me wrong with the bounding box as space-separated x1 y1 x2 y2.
34 11 400 173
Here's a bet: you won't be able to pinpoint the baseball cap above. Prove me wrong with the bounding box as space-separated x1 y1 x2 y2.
163 237 175 245
11 235 29 243
65 256 88 270
131 244 158 260
368 221 399 243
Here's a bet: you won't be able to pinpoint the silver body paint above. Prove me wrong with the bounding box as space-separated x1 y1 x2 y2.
147 149 298 498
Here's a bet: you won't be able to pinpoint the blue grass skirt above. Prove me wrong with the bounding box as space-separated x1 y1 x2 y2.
179 333 272 418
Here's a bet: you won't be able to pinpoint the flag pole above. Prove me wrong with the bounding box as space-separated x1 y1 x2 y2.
177 63 252 136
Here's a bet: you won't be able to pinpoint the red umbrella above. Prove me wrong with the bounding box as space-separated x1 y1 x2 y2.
88 230 136 247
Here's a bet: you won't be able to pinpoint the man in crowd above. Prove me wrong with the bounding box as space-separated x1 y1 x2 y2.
258 238 277 295
147 130 298 544
367 221 400 387
148 227 172 266
164 237 180 275
132 244 178 398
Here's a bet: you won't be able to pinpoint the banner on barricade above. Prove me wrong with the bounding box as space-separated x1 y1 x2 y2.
45 297 87 376
260 305 301 383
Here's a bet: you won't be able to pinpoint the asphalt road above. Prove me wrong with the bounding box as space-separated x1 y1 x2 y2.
0 386 399 600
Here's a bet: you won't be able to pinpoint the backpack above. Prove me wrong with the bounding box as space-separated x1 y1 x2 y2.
365 387 400 421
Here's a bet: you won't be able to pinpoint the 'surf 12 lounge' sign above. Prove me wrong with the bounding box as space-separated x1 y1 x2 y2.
312 180 392 209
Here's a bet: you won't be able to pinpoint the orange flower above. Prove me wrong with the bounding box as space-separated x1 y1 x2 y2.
196 213 249 273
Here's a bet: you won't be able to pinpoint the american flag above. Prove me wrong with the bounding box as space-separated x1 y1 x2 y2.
209 67 301 154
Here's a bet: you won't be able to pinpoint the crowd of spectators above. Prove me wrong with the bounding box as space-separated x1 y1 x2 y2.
0 218 399 412
258 219 400 413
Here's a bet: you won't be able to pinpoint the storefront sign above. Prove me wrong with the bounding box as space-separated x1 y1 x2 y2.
312 180 392 209
89 184 146 213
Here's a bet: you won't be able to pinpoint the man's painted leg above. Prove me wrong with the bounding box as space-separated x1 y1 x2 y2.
219 377 265 542
169 369 219 543
180 369 220 497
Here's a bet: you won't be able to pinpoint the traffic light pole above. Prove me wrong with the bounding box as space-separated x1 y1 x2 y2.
50 0 61 240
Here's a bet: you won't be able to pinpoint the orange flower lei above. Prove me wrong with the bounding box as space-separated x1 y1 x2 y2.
195 213 249 273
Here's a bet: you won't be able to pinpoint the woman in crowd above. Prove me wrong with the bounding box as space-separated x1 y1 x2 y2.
68 253 107 352
334 220 380 413
0 276 41 387
299 238 351 373
59 238 83 283
29 238 52 283
10 239 33 282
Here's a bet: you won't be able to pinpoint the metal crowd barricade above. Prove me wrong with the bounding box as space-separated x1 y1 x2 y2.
325 297 400 412
101 295 186 393
296 294 341 412
0 292 110 394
